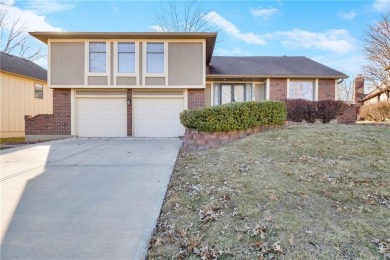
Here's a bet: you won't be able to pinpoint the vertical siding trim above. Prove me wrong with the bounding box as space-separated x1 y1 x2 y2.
184 89 188 110
265 78 270 100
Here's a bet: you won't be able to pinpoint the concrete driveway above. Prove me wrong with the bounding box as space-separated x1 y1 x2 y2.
1 138 182 259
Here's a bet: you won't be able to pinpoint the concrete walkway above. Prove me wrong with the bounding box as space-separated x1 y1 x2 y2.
1 138 182 259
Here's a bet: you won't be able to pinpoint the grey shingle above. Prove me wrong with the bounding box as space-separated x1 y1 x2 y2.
0 52 47 81
207 56 347 78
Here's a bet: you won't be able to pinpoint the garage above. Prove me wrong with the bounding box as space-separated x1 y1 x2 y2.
76 91 127 137
132 91 185 138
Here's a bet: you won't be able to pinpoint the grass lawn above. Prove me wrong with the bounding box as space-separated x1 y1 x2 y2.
0 137 25 144
148 124 390 259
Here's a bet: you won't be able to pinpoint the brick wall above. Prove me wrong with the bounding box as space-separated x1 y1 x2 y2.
270 79 287 100
318 79 335 100
25 89 71 135
188 89 205 109
127 89 132 136
336 104 359 124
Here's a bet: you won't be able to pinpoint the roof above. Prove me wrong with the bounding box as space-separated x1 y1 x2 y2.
207 56 348 78
29 31 217 65
361 86 389 102
0 52 47 81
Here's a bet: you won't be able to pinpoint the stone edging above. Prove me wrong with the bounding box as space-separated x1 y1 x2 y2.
183 125 282 150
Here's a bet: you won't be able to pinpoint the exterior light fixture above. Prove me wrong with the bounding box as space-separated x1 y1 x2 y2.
126 99 131 106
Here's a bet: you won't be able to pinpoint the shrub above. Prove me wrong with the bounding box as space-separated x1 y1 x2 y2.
284 99 317 123
284 99 307 122
284 99 348 124
180 101 287 132
360 101 390 122
317 100 348 123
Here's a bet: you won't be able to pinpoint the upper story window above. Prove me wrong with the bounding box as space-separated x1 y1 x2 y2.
289 80 314 101
89 42 106 73
118 42 135 73
146 43 164 74
34 83 43 99
213 83 252 105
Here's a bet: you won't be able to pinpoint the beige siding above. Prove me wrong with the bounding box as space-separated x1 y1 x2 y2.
51 42 85 85
0 72 53 138
205 83 212 107
139 42 143 85
168 42 203 85
88 76 108 85
110 42 114 85
145 77 165 85
116 76 137 85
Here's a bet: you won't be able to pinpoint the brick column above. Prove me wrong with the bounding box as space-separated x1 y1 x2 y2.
127 89 132 136
354 74 365 103
188 89 205 109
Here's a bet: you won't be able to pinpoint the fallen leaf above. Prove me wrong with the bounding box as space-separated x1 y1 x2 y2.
288 234 295 246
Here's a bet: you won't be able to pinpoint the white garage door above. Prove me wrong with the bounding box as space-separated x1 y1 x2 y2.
133 97 184 137
77 98 127 137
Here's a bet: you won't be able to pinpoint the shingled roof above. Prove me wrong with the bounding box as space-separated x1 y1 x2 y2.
0 52 47 81
207 56 348 78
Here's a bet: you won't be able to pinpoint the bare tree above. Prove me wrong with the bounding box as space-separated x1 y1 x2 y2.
152 0 214 32
362 12 390 93
337 78 354 102
0 1 44 61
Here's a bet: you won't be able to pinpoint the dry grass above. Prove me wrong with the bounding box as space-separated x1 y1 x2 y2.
148 124 390 259
0 137 25 144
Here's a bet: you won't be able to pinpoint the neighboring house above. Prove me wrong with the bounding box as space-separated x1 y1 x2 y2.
25 32 347 140
0 52 52 138
360 85 390 104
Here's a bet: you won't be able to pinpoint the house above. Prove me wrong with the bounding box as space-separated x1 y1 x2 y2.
25 32 347 140
0 52 52 138
360 85 390 104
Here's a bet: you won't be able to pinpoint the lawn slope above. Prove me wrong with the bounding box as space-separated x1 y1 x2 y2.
148 124 390 259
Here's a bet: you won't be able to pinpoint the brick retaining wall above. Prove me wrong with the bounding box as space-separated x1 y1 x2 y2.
183 125 282 150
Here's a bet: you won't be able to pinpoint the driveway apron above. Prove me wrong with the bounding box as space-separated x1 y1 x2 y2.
0 138 182 259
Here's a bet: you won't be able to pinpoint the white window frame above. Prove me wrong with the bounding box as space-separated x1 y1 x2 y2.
288 79 316 101
213 83 253 105
86 41 110 77
34 83 43 99
113 41 139 85
143 41 167 77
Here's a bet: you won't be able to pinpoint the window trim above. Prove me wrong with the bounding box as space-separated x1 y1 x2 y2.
213 83 253 105
143 41 167 77
288 79 316 101
86 41 110 77
113 41 138 85
34 83 43 99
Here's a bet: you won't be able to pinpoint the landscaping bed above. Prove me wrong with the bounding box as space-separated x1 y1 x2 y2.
148 124 390 259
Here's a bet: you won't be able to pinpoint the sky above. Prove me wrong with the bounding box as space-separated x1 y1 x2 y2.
2 0 390 81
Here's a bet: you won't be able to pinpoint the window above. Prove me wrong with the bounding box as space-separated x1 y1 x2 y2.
118 42 135 73
34 83 43 99
146 43 164 73
213 83 252 105
89 42 106 73
289 80 314 101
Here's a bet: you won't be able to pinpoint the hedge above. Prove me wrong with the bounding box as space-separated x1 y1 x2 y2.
180 101 287 132
360 101 390 122
284 99 347 124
